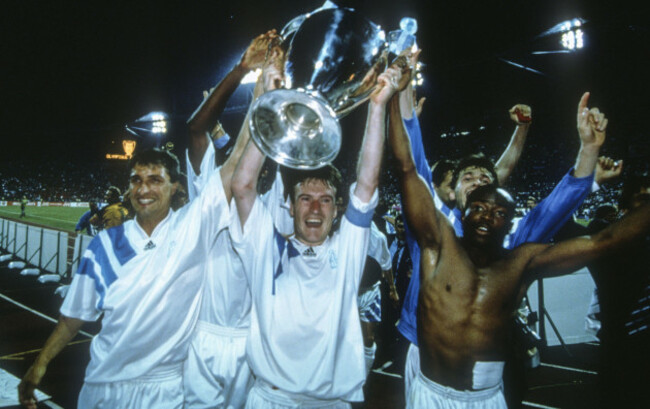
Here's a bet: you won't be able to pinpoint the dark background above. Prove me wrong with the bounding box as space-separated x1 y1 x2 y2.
1 0 647 171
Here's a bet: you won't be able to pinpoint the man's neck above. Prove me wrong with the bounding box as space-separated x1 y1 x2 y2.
461 238 503 268
136 213 168 237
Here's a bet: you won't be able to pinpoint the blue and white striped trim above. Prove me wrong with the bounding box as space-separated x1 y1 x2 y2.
433 190 462 236
272 228 299 295
106 224 138 264
345 203 374 228
76 224 137 309
360 297 382 323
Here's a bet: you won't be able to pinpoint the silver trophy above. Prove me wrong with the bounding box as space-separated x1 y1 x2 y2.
249 6 388 169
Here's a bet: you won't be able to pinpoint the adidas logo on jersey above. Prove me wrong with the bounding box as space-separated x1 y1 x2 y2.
303 247 316 257
144 241 156 250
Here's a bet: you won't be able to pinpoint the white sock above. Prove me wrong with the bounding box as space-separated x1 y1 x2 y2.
364 342 377 375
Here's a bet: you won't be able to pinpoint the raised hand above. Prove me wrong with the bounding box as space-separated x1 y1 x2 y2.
577 92 608 148
371 57 411 105
414 90 426 118
239 29 278 72
595 156 623 185
509 104 532 125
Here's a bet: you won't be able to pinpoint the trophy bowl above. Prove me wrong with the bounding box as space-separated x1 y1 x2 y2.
250 7 387 169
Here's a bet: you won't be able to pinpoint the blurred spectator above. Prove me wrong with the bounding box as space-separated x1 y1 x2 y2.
90 186 129 230
20 195 27 218
75 201 99 236
0 158 122 202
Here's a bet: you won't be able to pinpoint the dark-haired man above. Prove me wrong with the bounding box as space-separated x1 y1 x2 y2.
390 122 650 407
431 159 456 209
20 195 27 218
230 50 403 407
182 30 275 409
90 186 129 230
75 201 99 236
19 148 232 409
395 91 607 392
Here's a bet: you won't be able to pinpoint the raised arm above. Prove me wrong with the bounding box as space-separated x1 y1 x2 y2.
354 64 401 202
218 62 268 202
396 50 433 191
494 104 531 185
388 77 443 249
231 46 284 226
187 30 276 174
18 315 84 409
507 93 608 248
524 201 650 284
574 92 607 178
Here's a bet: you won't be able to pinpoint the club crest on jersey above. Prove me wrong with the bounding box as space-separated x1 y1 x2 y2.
329 250 338 269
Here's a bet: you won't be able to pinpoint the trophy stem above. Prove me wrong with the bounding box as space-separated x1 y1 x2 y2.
283 103 322 140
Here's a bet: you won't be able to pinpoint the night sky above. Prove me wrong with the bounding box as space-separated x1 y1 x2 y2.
1 0 647 164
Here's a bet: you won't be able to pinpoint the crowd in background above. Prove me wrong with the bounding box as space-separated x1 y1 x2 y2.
0 160 122 203
0 134 629 222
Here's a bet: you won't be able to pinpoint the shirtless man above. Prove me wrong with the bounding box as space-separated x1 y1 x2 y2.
389 100 650 406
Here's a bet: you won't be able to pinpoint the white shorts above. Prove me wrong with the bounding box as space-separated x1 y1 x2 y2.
358 281 381 323
245 379 352 409
407 370 507 409
183 321 253 409
404 343 420 400
78 363 183 409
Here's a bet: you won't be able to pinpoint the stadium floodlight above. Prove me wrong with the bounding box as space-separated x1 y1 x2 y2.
536 18 586 39
530 17 586 54
411 61 425 88
126 111 169 136
561 28 584 50
151 119 167 134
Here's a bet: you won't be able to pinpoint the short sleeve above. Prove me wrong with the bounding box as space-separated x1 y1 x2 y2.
60 256 103 322
368 222 392 271
185 142 217 202
229 196 275 283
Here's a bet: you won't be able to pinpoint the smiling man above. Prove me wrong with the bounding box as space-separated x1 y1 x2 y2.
389 122 650 408
284 165 341 246
394 92 609 398
19 148 231 409
229 48 405 407
450 155 498 212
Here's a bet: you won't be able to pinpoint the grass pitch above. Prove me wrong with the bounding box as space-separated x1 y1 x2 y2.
0 206 87 232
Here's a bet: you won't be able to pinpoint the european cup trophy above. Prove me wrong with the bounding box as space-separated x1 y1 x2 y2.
249 6 388 169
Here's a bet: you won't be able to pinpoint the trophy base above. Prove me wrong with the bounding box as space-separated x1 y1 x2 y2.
249 89 341 170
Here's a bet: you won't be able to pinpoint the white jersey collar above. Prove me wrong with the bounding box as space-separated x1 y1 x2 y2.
130 209 174 252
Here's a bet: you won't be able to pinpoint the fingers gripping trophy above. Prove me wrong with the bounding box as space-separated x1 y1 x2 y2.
249 4 397 169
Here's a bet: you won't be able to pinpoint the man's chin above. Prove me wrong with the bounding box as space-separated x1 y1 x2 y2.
296 233 327 246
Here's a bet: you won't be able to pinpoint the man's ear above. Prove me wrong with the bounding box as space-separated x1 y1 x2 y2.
461 207 468 222
289 200 294 218
171 182 179 195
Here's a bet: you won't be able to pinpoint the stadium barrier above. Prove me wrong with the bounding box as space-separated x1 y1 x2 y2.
527 269 598 347
0 201 89 208
0 217 92 277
